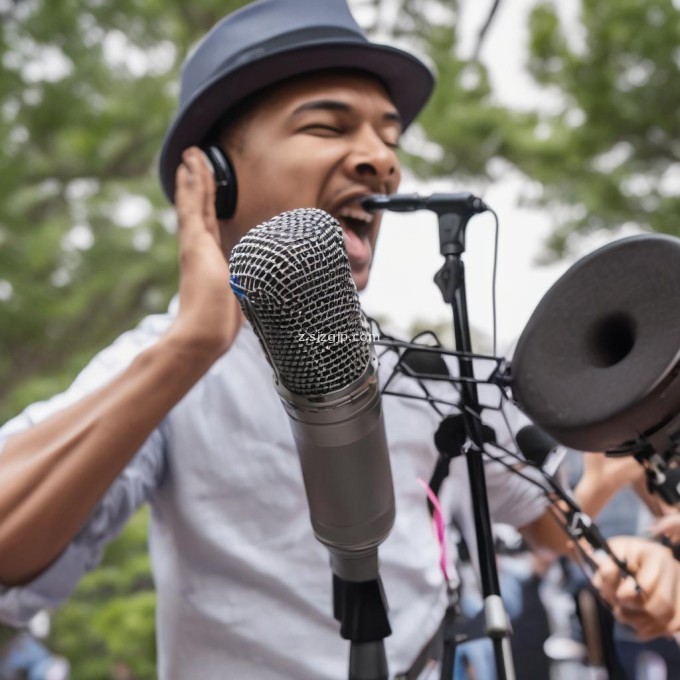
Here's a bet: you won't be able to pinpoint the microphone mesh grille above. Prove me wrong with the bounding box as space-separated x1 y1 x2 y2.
229 208 370 395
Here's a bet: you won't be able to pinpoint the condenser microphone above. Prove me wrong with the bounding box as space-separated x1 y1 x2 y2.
229 208 395 584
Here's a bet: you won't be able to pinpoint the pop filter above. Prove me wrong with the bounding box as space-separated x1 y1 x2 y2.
512 234 680 454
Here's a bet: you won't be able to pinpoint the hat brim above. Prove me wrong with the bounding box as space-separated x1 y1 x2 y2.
159 39 434 202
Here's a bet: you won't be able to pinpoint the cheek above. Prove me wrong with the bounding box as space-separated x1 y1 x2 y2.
390 169 402 194
354 276 368 292
236 151 323 216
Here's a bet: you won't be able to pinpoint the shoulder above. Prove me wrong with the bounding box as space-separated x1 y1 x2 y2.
71 309 174 390
2 309 174 437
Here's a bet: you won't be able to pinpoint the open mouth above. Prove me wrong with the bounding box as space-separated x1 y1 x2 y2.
336 206 373 232
333 205 374 269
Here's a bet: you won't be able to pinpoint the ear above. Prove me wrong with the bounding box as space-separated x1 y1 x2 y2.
202 145 238 219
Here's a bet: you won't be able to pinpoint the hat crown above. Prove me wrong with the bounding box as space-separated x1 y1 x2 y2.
181 0 364 106
159 0 434 203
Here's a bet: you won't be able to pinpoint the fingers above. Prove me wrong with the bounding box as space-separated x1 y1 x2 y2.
175 147 221 244
651 514 680 543
196 150 220 240
613 591 675 641
591 551 623 601
619 559 673 624
594 537 680 639
170 148 243 357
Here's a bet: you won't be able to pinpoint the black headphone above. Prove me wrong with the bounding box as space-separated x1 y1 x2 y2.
202 145 238 219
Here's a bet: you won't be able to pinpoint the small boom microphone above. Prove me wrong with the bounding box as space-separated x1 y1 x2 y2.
516 425 560 468
361 192 488 215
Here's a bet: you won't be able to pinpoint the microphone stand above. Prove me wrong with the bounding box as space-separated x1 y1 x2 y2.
432 203 515 680
333 573 391 680
363 194 516 680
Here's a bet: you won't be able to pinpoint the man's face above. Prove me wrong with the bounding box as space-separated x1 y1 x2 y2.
222 72 402 291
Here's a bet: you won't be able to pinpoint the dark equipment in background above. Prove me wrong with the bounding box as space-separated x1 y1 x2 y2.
511 235 680 505
363 204 680 676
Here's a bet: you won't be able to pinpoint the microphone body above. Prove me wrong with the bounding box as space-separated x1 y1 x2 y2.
278 358 392 581
229 208 395 583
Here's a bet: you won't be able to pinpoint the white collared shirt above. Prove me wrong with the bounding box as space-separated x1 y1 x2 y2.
0 308 546 679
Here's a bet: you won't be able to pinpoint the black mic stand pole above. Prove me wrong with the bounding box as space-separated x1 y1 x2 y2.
432 205 515 680
333 571 392 680
362 193 514 679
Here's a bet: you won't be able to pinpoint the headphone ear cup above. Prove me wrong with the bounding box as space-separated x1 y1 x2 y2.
202 145 238 219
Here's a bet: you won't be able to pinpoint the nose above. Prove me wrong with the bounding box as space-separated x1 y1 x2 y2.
348 125 399 192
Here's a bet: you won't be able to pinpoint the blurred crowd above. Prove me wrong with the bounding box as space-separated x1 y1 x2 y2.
451 452 680 680
0 611 68 680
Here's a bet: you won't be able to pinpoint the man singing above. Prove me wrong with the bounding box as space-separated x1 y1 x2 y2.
0 1 677 678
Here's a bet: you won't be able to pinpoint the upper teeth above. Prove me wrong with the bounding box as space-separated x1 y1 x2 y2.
338 208 372 224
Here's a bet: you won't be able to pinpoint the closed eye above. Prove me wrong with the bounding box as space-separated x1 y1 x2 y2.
301 124 343 136
302 124 399 150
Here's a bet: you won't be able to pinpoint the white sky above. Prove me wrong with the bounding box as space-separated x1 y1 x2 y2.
359 0 584 350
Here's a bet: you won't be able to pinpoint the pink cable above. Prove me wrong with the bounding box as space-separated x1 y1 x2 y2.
417 477 449 582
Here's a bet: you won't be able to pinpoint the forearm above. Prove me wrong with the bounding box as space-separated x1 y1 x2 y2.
631 476 670 517
573 477 616 519
574 452 646 519
0 329 219 586
0 146 241 587
520 506 576 558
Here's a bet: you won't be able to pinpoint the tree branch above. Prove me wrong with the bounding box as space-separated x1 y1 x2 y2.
472 0 502 61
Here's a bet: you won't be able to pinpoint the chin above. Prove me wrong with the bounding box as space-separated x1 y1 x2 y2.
352 269 370 292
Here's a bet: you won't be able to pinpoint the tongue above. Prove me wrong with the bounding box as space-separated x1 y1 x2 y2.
342 226 372 268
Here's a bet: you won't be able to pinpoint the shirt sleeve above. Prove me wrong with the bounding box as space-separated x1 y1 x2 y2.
483 455 548 529
0 313 171 626
435 354 549 529
483 400 548 529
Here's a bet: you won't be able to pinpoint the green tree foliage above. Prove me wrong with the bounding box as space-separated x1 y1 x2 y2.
0 2 251 677
0 0 249 422
2 0 677 675
49 509 156 680
518 0 680 254
378 0 680 256
358 0 534 182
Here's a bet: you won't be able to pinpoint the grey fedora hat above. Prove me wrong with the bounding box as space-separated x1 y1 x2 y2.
159 0 435 203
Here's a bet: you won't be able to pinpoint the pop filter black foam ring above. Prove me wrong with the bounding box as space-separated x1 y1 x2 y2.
512 234 680 453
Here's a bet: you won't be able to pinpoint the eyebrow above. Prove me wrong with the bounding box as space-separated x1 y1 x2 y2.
291 99 402 128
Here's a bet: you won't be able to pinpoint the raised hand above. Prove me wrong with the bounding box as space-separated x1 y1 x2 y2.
172 146 243 358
